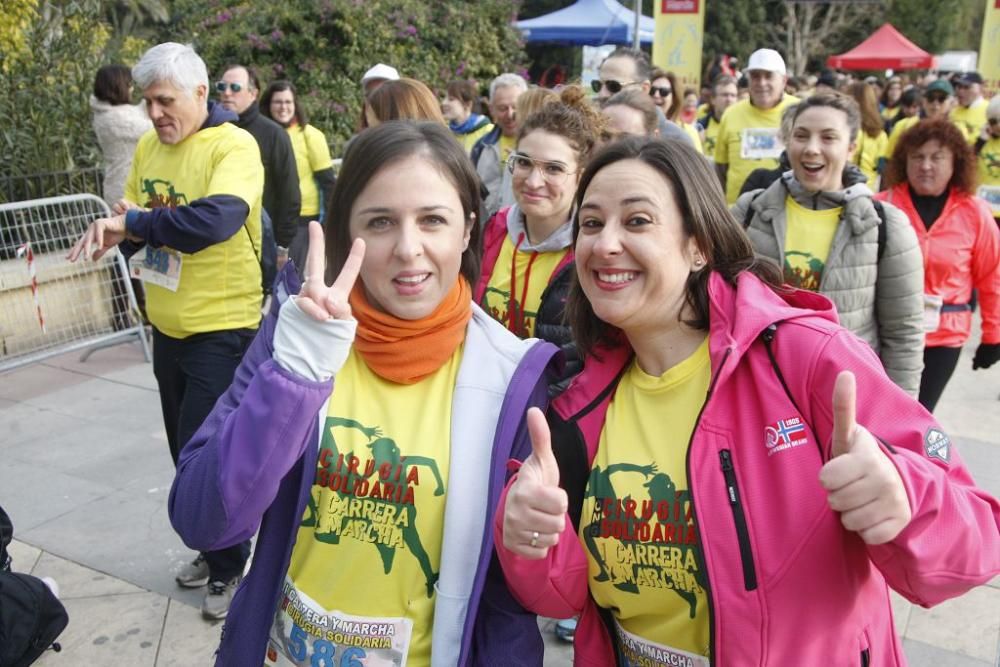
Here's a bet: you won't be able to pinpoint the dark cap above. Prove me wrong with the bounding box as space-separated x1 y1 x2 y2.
925 79 955 97
955 72 983 86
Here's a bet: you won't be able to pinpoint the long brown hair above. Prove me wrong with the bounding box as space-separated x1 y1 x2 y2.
566 137 783 356
847 82 884 138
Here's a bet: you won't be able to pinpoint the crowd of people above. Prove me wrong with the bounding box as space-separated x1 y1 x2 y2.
57 39 1000 666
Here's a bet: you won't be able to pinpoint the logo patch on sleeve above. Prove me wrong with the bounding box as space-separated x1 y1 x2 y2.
924 428 951 463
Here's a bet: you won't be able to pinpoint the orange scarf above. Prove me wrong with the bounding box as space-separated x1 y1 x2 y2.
349 279 472 384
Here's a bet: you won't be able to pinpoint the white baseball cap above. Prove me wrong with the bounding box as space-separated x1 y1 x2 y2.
361 63 400 86
746 49 786 76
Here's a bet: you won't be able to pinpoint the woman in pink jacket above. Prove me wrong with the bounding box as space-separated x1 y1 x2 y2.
496 137 1000 666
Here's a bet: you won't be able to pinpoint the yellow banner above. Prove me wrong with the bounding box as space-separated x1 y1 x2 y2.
981 0 1000 98
652 0 706 94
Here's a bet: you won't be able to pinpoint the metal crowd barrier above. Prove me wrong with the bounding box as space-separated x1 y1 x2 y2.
0 194 151 373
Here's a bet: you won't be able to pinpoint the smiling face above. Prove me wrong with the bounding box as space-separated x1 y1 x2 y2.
649 76 672 109
787 105 855 193
512 129 580 225
143 80 209 145
748 69 786 110
490 85 522 137
269 89 296 125
575 159 701 338
905 140 955 197
349 154 471 320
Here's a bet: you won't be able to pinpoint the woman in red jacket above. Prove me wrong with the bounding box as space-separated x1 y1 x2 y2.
876 119 1000 412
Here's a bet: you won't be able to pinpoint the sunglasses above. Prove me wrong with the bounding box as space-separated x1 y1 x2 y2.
591 79 638 95
215 81 244 93
649 86 673 98
925 93 948 103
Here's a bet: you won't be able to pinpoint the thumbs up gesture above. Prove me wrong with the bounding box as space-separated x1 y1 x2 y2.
819 372 912 545
503 408 569 559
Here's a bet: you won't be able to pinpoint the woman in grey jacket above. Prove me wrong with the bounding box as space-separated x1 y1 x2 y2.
733 92 925 395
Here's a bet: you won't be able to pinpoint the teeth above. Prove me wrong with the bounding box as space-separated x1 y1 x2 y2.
396 274 428 284
598 271 636 284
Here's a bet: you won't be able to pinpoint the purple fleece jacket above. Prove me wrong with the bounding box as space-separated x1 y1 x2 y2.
168 266 558 665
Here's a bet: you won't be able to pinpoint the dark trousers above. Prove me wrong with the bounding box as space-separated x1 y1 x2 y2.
918 345 963 413
287 218 312 282
152 327 255 581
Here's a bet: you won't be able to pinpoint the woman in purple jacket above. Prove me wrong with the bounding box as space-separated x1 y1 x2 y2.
169 121 558 666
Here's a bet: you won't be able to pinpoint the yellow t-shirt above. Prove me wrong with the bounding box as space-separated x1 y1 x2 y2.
124 124 263 339
977 136 1000 218
287 124 333 218
783 196 842 291
580 339 711 666
714 95 799 204
950 99 988 144
680 121 703 155
268 347 460 666
700 115 722 161
498 134 516 168
881 106 901 123
852 129 888 190
886 115 919 158
456 122 495 154
482 234 569 338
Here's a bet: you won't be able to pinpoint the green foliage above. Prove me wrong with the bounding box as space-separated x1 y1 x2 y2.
885 0 964 54
166 0 526 155
0 0 127 186
702 0 773 66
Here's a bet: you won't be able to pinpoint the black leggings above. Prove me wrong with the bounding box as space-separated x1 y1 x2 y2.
918 346 963 413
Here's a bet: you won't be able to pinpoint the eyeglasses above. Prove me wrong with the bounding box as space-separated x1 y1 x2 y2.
507 153 577 184
649 86 673 98
591 79 639 95
215 81 244 93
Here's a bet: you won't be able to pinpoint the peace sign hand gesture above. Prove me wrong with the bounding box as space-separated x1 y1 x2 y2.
819 371 912 545
295 221 365 322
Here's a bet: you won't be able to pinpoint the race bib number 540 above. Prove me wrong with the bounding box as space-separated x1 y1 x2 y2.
129 246 182 292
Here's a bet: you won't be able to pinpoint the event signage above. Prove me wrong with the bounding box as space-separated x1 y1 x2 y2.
653 0 705 92
981 0 1000 97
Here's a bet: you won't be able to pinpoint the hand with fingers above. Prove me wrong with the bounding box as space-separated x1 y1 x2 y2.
503 408 569 559
295 221 365 322
111 199 141 216
66 214 132 262
819 371 912 545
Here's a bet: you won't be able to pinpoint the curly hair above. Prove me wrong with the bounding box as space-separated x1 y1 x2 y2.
517 84 608 166
884 118 978 194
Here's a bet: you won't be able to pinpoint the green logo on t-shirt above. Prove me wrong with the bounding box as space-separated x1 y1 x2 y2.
582 464 703 618
302 417 446 597
140 178 189 209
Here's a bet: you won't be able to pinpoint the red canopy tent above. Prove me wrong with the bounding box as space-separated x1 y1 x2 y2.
827 23 935 70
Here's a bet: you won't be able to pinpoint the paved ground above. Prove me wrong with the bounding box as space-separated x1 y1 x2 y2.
1 329 998 666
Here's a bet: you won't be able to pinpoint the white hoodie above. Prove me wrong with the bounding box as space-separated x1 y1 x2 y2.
90 96 151 206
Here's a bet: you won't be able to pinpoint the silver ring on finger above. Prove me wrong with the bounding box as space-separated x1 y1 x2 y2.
530 531 539 548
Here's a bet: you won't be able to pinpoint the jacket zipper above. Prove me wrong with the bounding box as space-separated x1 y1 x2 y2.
686 345 732 666
719 449 758 590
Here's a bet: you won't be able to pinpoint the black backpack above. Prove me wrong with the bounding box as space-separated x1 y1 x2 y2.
0 506 68 667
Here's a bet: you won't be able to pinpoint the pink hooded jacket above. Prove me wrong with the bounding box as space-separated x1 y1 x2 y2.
495 271 1000 666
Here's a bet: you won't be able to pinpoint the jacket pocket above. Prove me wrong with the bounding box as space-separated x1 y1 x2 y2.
719 449 757 591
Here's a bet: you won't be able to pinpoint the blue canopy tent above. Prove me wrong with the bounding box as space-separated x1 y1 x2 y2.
516 0 655 46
